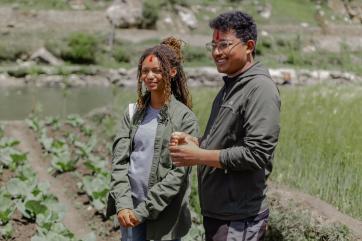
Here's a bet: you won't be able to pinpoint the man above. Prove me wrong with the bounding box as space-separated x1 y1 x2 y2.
169 11 280 241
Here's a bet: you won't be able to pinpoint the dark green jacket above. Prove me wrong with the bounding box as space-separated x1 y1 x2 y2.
198 62 281 220
106 95 199 240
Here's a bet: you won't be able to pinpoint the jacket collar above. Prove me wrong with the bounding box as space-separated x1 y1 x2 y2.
135 95 178 124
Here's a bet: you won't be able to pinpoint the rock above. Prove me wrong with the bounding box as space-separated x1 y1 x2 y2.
163 16 173 25
330 71 355 82
269 68 297 85
345 0 362 24
106 0 143 28
301 22 309 28
106 69 122 84
261 30 269 37
257 3 272 19
30 48 64 66
186 67 223 86
69 0 86 10
118 79 136 87
0 73 25 87
36 75 65 87
127 68 138 82
328 0 347 16
174 5 198 30
302 45 317 53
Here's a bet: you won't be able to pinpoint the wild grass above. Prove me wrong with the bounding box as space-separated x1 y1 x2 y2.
190 85 362 220
273 84 362 220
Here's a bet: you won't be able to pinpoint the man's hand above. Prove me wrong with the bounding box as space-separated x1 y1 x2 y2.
117 209 140 228
169 132 199 146
169 132 202 167
169 132 222 168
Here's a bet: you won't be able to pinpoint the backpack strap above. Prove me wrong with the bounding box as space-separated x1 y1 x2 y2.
128 103 136 122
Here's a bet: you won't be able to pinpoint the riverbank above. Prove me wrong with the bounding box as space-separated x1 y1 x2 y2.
1 64 361 88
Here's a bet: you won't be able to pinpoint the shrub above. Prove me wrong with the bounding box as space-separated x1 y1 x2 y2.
113 46 131 63
0 42 28 62
183 46 209 64
139 1 159 29
61 32 98 64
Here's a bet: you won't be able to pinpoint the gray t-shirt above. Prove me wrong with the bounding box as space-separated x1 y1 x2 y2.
128 106 160 206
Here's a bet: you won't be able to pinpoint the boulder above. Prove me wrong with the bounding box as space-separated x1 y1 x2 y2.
345 0 362 24
30 48 64 66
174 5 198 30
186 67 223 86
106 0 143 28
257 3 272 19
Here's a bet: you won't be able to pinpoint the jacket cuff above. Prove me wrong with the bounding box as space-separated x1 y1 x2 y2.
133 201 149 223
112 192 133 214
219 149 229 169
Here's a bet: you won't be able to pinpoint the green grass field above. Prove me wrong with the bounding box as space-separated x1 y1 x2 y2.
273 84 362 220
187 84 362 220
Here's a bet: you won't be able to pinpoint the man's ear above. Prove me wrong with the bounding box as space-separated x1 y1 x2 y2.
246 40 256 55
170 67 177 78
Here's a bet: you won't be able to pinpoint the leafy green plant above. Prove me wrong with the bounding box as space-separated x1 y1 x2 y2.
26 115 46 136
139 1 160 29
61 32 98 64
44 116 61 130
0 190 15 225
66 114 85 128
0 222 13 240
183 46 210 66
50 151 78 173
80 125 93 137
0 139 27 171
113 46 131 63
79 174 110 212
83 156 108 175
75 137 97 159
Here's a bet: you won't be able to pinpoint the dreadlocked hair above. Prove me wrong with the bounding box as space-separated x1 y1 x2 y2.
136 36 192 110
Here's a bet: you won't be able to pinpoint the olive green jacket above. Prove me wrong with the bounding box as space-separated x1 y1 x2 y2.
106 95 199 240
198 62 281 220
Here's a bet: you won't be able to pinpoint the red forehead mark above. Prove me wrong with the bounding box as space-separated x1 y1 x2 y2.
148 55 153 62
215 31 220 41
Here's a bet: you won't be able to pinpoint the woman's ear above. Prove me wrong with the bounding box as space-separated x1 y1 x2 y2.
170 67 177 78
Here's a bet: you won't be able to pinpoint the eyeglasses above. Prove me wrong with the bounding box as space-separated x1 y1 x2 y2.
205 40 243 54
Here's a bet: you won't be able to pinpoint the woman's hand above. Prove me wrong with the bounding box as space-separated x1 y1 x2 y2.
117 209 140 228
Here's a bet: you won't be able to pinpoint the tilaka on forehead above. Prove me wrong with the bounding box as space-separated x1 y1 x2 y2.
215 31 220 40
148 55 153 62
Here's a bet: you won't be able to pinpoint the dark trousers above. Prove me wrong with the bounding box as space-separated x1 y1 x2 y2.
203 209 269 241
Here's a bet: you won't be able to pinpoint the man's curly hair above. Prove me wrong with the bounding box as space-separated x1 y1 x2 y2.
209 11 257 57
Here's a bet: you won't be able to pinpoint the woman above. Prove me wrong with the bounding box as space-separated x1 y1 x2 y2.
106 37 199 241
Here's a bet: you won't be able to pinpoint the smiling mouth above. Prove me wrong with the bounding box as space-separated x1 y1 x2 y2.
215 59 227 65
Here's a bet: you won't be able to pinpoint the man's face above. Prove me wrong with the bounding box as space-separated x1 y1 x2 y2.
210 29 250 76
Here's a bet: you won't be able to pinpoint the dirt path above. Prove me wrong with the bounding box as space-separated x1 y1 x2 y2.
269 183 362 240
4 121 93 239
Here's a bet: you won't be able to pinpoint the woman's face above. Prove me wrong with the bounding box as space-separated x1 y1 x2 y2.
140 54 165 94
